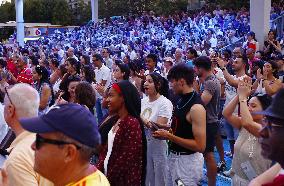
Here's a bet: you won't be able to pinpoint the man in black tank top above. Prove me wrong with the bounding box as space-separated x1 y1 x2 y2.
153 64 206 185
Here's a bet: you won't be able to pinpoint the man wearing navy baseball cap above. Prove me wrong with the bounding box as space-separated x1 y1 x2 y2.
19 103 110 186
250 89 284 185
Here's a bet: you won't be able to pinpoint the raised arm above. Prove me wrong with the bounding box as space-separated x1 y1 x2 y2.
238 78 262 137
222 95 242 130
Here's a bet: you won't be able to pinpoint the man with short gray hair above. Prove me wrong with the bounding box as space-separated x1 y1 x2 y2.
3 83 53 186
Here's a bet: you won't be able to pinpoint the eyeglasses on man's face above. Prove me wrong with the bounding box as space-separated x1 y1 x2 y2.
260 117 284 138
35 134 81 150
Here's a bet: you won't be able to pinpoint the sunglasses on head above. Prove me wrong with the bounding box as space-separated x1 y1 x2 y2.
35 134 81 150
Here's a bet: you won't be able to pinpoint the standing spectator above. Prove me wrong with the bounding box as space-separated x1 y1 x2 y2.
92 54 111 124
249 89 284 185
75 81 97 114
145 54 160 75
129 61 143 96
97 81 147 186
141 73 173 186
49 58 60 85
59 58 80 101
3 83 53 186
194 56 221 186
161 57 174 78
19 104 110 186
246 48 259 76
186 48 198 68
80 65 95 84
102 48 113 69
112 62 130 82
0 58 10 92
32 65 54 114
252 61 282 96
9 56 33 85
217 55 248 173
223 78 272 185
153 64 206 185
174 48 185 64
80 54 91 65
67 47 78 61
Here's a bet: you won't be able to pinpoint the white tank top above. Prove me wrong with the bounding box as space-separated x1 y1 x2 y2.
104 127 116 175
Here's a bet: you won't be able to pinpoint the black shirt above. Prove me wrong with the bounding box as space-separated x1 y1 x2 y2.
170 91 203 154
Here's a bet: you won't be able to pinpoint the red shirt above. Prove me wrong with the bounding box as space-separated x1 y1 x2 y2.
17 67 33 85
7 59 18 78
262 174 284 186
97 115 145 186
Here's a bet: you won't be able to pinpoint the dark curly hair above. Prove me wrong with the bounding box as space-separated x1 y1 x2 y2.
75 81 96 114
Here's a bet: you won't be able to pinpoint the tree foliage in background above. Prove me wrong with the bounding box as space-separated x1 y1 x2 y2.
0 0 90 26
98 0 188 18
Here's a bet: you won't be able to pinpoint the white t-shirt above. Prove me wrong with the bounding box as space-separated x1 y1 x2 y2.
214 67 225 82
94 65 111 99
224 74 247 113
141 95 173 127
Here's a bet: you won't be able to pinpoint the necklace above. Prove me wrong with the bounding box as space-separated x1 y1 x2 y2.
177 92 195 110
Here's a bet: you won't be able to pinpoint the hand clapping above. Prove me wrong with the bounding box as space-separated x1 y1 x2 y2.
238 76 252 101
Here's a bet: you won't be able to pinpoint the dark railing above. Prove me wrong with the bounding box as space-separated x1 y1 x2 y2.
270 13 284 39
219 36 245 52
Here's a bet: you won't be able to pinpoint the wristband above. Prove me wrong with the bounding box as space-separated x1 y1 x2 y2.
240 99 248 103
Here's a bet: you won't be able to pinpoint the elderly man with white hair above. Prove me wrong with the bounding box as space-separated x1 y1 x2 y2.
2 83 53 186
174 48 185 64
67 47 78 61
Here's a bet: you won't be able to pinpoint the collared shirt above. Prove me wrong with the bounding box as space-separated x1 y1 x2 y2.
94 65 111 99
17 67 33 85
3 131 54 186
66 169 110 186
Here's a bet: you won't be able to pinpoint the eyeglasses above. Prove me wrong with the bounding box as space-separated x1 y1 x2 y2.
35 134 81 150
260 118 284 138
4 87 13 105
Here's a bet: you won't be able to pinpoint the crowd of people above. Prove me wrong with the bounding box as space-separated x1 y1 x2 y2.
0 2 283 186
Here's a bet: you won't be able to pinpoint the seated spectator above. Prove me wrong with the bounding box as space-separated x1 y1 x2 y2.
275 55 284 85
264 30 282 58
19 104 110 186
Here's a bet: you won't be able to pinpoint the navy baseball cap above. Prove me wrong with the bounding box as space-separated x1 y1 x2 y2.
20 104 101 148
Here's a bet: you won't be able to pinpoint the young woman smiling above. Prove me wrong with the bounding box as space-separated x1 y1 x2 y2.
97 81 147 186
